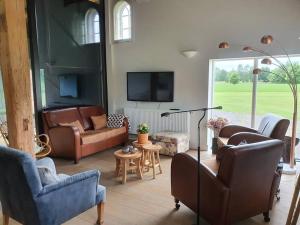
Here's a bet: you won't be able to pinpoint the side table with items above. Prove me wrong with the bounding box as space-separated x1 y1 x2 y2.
114 149 143 184
142 144 163 179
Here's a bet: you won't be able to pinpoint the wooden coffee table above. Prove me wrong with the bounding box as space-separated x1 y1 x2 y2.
114 150 143 184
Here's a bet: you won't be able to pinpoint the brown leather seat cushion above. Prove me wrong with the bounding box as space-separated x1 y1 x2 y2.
201 158 220 175
81 127 126 145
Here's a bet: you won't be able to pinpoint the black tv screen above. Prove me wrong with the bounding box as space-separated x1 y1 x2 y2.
127 72 174 102
59 74 78 98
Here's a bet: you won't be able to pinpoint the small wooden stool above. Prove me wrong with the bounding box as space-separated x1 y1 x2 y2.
142 144 163 179
114 150 143 184
132 140 152 169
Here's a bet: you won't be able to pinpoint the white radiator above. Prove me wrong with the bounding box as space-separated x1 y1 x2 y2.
124 108 190 135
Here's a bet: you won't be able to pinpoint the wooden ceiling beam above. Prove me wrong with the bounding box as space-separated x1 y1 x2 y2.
0 0 35 156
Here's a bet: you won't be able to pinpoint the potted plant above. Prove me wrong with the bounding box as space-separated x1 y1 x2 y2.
207 117 229 154
137 123 150 144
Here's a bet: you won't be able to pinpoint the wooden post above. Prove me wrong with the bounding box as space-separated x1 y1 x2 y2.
0 0 35 156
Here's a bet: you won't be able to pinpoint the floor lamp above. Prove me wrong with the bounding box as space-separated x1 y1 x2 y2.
161 106 222 225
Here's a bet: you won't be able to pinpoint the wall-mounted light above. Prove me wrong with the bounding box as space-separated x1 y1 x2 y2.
181 50 199 58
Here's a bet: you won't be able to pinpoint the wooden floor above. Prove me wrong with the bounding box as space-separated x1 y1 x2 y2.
1 148 299 225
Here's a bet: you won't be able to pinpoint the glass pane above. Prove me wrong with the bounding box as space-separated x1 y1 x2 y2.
40 69 47 108
122 16 129 29
212 59 254 127
256 56 300 136
95 34 100 43
94 21 100 34
122 29 130 39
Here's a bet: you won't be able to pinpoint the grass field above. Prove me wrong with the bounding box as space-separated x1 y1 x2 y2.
214 82 296 119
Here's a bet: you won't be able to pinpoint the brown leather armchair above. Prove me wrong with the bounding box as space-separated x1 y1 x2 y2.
171 140 284 225
219 114 290 145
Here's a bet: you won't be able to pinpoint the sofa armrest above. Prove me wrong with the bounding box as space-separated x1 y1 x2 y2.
36 170 101 224
171 153 229 223
228 132 271 145
219 125 257 138
48 126 81 163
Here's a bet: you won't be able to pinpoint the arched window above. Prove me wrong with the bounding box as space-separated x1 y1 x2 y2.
85 8 100 44
114 1 132 41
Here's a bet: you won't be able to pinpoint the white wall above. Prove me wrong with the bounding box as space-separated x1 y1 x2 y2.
105 0 300 149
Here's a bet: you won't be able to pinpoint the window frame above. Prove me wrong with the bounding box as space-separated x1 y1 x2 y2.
113 1 132 43
85 8 101 44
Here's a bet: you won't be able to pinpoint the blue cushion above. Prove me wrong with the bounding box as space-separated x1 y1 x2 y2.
37 166 70 186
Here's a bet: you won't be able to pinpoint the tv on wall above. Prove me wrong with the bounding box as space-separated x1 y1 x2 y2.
127 72 174 102
59 74 78 98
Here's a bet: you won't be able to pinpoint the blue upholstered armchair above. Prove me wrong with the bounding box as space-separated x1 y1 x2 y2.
0 146 106 225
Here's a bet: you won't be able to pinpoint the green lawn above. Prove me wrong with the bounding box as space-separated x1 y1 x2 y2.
214 82 296 118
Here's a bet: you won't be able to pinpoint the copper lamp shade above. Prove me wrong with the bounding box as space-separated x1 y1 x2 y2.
219 42 229 49
261 58 272 65
243 46 253 52
253 68 262 75
261 35 274 45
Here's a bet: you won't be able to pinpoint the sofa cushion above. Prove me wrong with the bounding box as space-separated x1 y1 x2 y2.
91 114 107 130
59 120 85 134
81 127 126 145
78 106 105 130
43 107 83 128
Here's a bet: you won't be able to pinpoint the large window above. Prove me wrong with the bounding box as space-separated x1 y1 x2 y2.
85 8 100 44
114 1 132 41
210 55 300 137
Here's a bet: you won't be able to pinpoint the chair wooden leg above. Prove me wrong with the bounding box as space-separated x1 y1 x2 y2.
175 198 180 210
3 213 9 225
97 202 104 225
286 175 300 225
263 212 270 222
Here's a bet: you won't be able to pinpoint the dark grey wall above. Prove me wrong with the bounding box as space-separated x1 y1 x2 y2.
35 0 105 108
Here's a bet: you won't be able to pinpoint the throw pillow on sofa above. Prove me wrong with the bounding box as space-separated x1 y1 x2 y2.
59 120 85 134
107 114 128 128
91 114 107 130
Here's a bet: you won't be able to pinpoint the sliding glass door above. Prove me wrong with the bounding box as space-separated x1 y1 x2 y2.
212 59 255 127
210 55 300 137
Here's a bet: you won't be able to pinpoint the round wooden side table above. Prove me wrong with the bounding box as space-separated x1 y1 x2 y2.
142 144 162 179
114 150 143 184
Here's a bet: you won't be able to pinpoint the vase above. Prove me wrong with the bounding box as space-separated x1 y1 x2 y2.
212 137 218 154
137 133 148 144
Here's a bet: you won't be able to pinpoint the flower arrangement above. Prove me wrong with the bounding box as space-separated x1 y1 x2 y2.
137 123 150 134
207 117 229 137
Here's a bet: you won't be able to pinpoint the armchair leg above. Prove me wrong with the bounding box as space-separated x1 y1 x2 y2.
175 198 180 210
263 212 270 222
97 202 104 225
3 213 9 225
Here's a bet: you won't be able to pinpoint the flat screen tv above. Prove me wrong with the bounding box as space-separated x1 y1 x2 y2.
59 74 78 98
127 72 174 102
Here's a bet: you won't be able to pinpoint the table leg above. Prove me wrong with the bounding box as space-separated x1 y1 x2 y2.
122 160 128 184
156 151 162 174
151 152 156 179
115 158 121 177
135 158 143 180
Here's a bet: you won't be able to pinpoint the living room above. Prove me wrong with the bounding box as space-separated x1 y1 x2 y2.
0 0 300 225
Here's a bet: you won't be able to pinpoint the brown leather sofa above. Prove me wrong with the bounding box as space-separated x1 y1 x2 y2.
171 140 284 225
42 106 129 163
219 114 290 145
